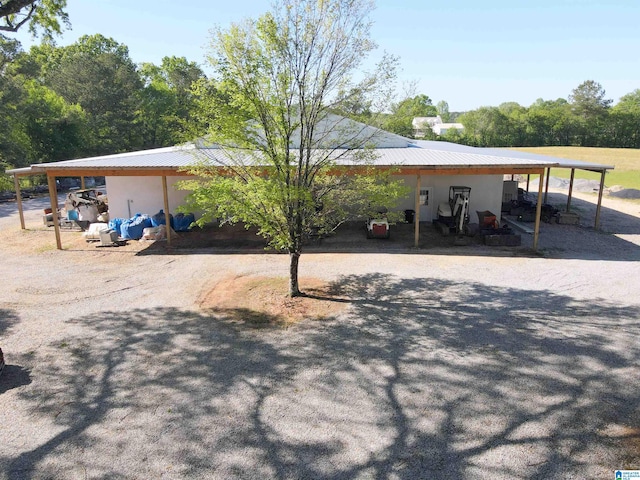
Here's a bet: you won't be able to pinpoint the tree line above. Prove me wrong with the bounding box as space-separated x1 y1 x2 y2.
2 30 639 186
441 81 640 149
0 33 211 174
375 81 640 150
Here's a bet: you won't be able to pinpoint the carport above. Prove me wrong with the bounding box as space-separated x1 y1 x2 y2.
7 141 613 252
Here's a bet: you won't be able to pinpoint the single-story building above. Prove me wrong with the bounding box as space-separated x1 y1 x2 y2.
8 124 613 251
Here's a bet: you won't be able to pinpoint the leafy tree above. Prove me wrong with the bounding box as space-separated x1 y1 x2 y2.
525 98 576 146
180 0 405 297
43 34 143 155
1 37 86 167
384 94 438 137
0 34 30 166
436 100 450 122
0 0 69 39
569 80 612 146
610 89 640 148
138 56 206 147
458 107 510 146
21 79 86 162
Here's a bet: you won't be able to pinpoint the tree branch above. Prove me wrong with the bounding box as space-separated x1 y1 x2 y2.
0 1 35 32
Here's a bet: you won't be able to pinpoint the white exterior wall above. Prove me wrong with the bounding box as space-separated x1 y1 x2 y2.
393 174 504 222
105 173 503 225
105 176 193 219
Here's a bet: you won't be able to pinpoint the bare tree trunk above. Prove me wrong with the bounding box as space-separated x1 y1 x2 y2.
289 251 301 297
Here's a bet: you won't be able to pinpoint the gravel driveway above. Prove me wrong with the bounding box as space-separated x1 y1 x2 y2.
1 191 640 479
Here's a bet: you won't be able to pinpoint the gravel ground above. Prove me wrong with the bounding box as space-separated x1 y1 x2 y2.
1 189 640 479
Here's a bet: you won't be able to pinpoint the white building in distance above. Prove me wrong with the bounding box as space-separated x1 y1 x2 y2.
412 116 464 137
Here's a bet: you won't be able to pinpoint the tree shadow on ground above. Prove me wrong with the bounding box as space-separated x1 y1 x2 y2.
4 274 640 479
133 212 640 262
0 365 32 394
0 308 20 336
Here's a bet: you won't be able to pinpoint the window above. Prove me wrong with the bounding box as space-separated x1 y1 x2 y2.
420 189 430 206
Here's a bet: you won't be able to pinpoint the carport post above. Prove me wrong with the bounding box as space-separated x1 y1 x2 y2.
533 170 544 251
47 174 62 250
414 173 421 247
162 175 171 245
13 174 25 230
526 174 530 193
544 167 551 203
80 176 86 190
594 169 606 230
566 168 575 212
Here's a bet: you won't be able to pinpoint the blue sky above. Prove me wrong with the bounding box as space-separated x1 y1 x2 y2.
12 0 640 111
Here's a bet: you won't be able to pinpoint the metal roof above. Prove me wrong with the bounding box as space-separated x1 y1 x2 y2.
7 140 613 175
412 141 614 170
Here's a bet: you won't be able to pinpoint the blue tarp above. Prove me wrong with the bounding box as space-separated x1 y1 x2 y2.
151 209 174 229
174 213 195 232
108 218 125 236
120 214 152 240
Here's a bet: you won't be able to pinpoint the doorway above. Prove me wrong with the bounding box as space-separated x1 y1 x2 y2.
419 187 434 222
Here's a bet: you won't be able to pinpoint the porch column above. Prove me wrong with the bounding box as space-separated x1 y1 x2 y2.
162 176 172 245
544 167 551 203
594 169 606 230
414 173 421 248
13 174 25 230
566 169 575 212
47 174 62 250
533 170 544 251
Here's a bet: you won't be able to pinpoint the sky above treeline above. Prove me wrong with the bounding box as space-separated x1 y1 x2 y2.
12 0 640 112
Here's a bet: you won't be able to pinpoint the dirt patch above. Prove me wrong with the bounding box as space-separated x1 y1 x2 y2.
199 275 349 327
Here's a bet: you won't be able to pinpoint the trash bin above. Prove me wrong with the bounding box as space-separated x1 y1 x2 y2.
404 209 415 224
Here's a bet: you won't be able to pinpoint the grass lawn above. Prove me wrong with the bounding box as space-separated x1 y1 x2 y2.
511 146 640 190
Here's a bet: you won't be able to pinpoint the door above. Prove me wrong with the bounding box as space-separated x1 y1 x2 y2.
419 187 433 222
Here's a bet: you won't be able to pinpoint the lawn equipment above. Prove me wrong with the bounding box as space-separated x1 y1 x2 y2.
366 206 390 239
434 186 472 237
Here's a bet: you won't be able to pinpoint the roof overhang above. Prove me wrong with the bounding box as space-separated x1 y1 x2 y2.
7 141 614 178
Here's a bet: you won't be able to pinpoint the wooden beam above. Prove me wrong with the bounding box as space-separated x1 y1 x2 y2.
13 174 25 230
414 173 421 247
47 174 62 250
80 176 86 190
32 168 193 178
533 170 544 251
397 167 546 176
162 176 171 246
544 167 550 203
595 169 606 230
35 165 552 179
567 168 575 212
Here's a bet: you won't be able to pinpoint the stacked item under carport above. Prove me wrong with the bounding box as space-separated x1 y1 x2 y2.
477 210 521 246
